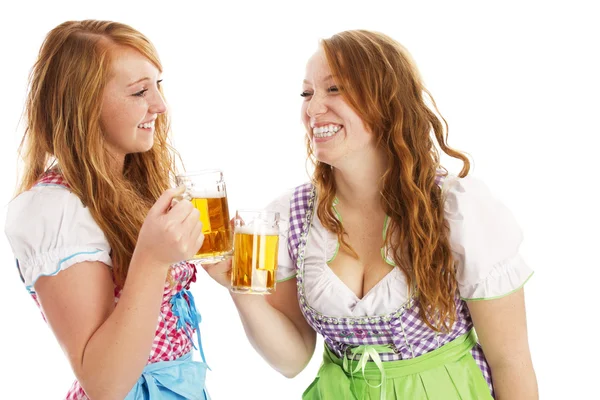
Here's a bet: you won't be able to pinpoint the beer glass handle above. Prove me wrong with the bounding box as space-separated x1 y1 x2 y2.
174 191 192 202
169 191 191 211
277 220 289 239
234 210 245 228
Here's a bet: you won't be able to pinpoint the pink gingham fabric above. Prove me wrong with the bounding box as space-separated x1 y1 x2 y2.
25 171 199 400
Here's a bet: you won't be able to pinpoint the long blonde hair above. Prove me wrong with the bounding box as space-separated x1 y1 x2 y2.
310 30 470 331
18 20 177 287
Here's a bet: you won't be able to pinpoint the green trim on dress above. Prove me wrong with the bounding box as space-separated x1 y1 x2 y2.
461 272 534 302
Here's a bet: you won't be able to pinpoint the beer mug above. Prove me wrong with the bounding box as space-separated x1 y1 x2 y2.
175 170 233 263
231 210 281 294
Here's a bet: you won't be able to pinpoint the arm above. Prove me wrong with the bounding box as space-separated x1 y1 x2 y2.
36 256 169 399
233 278 317 377
34 186 203 399
204 260 316 378
467 288 538 400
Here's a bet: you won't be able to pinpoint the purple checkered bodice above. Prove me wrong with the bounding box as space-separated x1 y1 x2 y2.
287 183 494 395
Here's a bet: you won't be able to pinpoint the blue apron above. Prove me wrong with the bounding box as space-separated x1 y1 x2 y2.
125 288 210 399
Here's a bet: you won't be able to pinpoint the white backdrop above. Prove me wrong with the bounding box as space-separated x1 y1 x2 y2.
1 1 598 399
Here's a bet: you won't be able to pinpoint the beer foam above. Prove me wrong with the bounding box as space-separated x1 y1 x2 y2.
189 188 226 198
235 224 279 236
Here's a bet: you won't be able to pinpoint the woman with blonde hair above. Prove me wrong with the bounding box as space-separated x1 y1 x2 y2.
205 30 538 399
5 20 208 399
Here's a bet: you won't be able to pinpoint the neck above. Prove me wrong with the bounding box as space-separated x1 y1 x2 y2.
108 153 126 175
332 148 387 211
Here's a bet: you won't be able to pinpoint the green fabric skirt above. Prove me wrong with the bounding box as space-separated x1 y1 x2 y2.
302 330 492 400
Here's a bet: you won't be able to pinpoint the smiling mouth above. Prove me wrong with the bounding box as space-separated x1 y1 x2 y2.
138 121 155 129
312 124 342 138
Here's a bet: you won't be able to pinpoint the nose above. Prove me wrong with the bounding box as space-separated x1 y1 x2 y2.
149 89 167 114
306 93 327 118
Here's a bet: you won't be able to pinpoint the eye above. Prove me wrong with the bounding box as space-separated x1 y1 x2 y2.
133 89 148 97
300 90 313 98
157 79 163 87
327 86 339 93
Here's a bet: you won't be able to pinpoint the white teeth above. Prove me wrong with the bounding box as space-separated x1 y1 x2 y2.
138 121 155 129
312 124 341 138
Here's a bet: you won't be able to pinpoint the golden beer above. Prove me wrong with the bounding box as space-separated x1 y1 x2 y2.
191 195 232 261
176 169 232 263
231 225 279 294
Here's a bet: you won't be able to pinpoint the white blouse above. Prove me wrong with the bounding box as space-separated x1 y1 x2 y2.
267 175 533 317
5 184 113 293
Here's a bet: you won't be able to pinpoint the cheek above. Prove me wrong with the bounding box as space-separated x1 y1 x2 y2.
112 102 141 128
346 117 374 145
101 105 138 145
100 109 116 137
103 112 126 136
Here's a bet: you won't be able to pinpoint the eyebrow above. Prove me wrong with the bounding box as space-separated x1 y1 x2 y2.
303 75 337 85
127 77 151 87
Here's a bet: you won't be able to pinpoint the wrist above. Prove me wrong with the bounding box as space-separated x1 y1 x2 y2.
130 250 171 273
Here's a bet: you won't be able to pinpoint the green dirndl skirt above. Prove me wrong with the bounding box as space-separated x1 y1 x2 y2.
302 330 492 400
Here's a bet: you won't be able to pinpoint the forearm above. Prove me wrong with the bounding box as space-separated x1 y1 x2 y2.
77 255 169 399
491 362 538 400
232 293 315 378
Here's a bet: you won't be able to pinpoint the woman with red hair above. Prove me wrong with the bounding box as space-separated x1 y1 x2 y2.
5 20 208 399
205 30 538 399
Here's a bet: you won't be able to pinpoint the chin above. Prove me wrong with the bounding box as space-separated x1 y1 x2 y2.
314 150 334 166
137 140 155 153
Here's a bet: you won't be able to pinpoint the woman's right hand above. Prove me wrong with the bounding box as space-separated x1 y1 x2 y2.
136 185 204 267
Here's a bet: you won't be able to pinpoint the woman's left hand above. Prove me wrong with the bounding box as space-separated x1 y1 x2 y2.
202 257 233 289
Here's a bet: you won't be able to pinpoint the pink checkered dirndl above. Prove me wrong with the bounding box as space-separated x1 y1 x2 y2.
23 171 209 399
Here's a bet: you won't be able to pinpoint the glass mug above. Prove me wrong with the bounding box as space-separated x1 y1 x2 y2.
231 210 281 294
175 170 233 263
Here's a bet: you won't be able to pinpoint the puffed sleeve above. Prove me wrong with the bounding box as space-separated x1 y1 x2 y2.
265 189 296 283
4 185 113 293
443 175 534 300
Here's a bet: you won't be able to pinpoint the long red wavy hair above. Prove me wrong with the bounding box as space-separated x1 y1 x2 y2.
309 30 470 331
17 20 178 288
